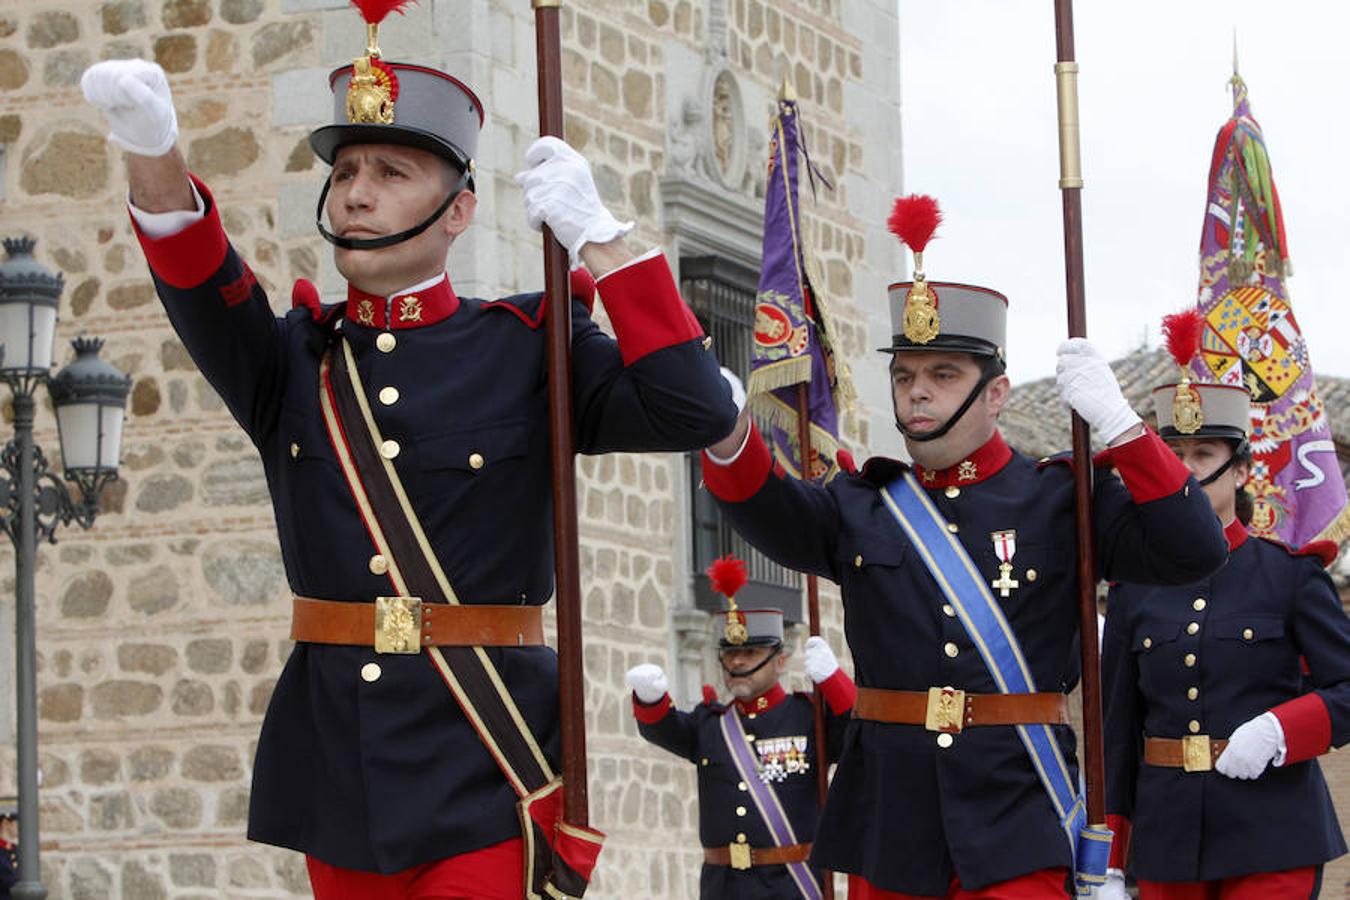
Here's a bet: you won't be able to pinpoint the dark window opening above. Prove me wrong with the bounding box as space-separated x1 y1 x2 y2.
681 255 803 623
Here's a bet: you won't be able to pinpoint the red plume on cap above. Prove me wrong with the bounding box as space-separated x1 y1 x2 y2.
350 0 416 24
706 555 748 599
1161 308 1205 368
887 194 943 252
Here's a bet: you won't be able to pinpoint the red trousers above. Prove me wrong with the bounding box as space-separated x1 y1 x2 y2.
848 867 1070 899
1138 866 1322 900
306 838 524 900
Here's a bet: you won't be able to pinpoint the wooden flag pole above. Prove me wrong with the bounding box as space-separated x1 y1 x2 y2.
1052 0 1106 828
795 383 835 900
531 0 589 826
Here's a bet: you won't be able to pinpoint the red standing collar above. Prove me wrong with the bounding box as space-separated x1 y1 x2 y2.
734 683 787 716
912 431 1013 488
1224 517 1249 552
345 274 459 329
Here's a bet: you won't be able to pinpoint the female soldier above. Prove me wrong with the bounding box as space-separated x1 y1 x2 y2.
1099 315 1350 899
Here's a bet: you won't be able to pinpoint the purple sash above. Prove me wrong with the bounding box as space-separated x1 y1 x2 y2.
718 707 822 900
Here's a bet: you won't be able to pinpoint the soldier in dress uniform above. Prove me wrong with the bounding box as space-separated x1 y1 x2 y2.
1097 311 1350 900
625 557 856 900
78 3 737 896
0 799 17 900
699 196 1229 899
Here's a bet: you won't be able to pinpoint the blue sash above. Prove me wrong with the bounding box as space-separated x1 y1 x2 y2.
880 471 1111 896
719 708 822 900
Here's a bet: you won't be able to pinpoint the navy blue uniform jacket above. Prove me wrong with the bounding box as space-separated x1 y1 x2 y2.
133 177 738 873
701 426 1227 895
1103 519 1350 881
633 675 854 900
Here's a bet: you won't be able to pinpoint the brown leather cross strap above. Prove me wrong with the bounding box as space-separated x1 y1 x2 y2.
703 843 813 867
1144 736 1229 771
291 596 545 648
853 686 1070 728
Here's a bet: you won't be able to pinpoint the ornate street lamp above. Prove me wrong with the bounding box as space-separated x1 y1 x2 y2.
0 237 129 900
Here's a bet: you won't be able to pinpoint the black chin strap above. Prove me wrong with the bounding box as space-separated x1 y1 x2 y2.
720 645 781 678
895 369 997 443
315 170 469 250
1198 441 1249 487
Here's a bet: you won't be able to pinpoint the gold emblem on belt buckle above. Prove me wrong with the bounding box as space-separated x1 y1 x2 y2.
1181 734 1212 772
728 842 752 870
925 686 966 733
375 596 423 654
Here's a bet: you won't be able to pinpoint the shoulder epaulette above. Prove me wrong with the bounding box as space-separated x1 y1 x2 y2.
480 269 597 329
1258 536 1339 569
857 455 909 486
290 279 343 327
698 684 725 711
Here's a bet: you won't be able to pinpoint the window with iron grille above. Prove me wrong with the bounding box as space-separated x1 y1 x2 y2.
681 255 803 624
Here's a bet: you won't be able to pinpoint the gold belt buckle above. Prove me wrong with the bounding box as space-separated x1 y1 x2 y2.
375 596 423 654
1181 734 1212 773
925 686 966 733
728 841 752 870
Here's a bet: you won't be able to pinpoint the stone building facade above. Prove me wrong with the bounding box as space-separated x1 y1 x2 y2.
0 1 902 897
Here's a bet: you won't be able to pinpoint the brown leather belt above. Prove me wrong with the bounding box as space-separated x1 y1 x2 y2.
290 596 545 651
853 686 1070 732
703 842 812 868
1144 736 1229 773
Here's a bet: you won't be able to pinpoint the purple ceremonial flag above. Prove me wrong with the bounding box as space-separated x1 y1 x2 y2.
748 96 852 483
1191 76 1347 546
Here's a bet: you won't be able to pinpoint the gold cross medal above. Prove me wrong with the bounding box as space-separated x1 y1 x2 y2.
990 530 1019 598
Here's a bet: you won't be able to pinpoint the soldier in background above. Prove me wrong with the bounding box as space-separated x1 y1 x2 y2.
626 557 855 899
1098 312 1350 900
0 799 17 900
77 2 737 894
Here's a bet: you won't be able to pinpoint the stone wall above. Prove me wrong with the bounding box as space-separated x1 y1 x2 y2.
0 0 901 897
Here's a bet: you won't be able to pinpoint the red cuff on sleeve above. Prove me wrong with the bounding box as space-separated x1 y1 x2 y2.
631 692 672 725
131 174 229 289
1106 814 1131 869
1102 427 1191 504
1271 693 1332 765
817 668 856 715
701 423 773 502
596 254 703 365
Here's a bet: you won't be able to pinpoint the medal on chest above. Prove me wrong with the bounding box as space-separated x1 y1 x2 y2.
990 529 1020 598
754 735 810 783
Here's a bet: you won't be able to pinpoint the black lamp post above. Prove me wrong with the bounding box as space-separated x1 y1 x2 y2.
0 237 129 900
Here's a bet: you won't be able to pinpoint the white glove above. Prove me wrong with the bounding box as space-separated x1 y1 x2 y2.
80 59 179 157
1055 338 1141 444
803 636 840 684
720 367 747 414
1216 711 1284 779
625 663 668 705
515 136 634 267
1090 868 1128 900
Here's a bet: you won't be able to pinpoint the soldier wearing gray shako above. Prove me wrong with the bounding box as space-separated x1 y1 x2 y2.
77 0 738 895
700 195 1228 898
627 556 856 900
1099 309 1350 900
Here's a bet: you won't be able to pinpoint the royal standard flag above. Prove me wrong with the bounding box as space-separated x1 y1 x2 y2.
1192 74 1347 545
748 91 853 483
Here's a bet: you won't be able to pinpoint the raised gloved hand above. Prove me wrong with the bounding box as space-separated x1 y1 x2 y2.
1090 868 1128 900
515 136 634 267
719 367 747 414
1216 711 1284 779
1055 338 1141 444
625 663 668 705
803 636 840 684
80 59 179 157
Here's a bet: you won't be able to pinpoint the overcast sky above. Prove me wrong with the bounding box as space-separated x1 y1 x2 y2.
897 2 1349 387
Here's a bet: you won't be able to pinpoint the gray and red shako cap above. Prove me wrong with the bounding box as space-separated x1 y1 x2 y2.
309 1 483 175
